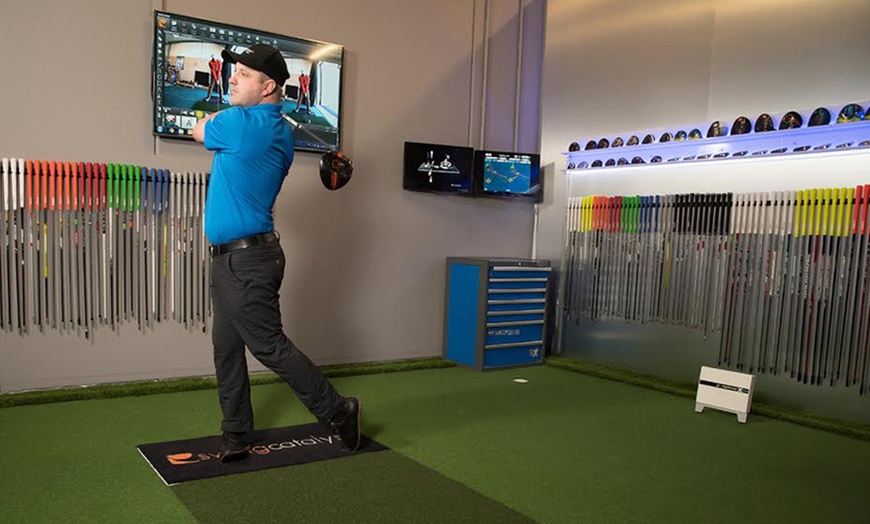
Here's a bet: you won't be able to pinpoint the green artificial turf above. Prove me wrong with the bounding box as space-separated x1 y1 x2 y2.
546 356 870 441
1 366 868 523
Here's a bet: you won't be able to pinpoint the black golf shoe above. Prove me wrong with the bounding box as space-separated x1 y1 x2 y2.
219 431 251 462
331 397 362 452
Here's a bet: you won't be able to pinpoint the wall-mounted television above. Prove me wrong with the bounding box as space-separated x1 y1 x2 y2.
152 11 345 153
403 142 475 195
474 150 541 201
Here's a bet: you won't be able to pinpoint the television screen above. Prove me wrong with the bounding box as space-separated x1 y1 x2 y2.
474 150 541 199
403 142 475 194
152 11 344 152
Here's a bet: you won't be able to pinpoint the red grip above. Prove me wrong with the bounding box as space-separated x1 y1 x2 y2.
64 162 72 211
72 162 79 210
86 163 93 211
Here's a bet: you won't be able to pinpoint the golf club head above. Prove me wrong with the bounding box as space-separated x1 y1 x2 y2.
320 150 353 190
282 112 354 190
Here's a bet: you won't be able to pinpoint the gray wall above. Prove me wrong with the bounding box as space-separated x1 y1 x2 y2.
537 0 870 423
0 0 546 392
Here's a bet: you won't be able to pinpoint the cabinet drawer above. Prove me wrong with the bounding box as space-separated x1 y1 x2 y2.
485 323 543 346
487 301 546 313
486 310 545 323
488 278 548 290
487 291 546 302
489 270 551 280
484 345 542 369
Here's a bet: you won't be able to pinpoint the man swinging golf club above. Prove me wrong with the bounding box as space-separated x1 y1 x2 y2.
193 43 361 461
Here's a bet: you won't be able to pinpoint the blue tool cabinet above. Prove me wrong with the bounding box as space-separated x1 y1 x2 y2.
443 257 551 371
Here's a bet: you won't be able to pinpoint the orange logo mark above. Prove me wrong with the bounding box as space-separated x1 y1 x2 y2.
166 452 200 465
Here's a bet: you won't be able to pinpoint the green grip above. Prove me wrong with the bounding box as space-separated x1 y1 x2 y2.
126 164 133 211
108 164 115 209
115 163 122 209
122 164 128 212
622 197 631 233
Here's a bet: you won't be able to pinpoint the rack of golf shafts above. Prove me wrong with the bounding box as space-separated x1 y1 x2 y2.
0 158 210 338
562 188 870 395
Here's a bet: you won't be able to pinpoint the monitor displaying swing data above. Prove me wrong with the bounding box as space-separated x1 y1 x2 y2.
474 150 541 201
403 142 475 195
152 11 345 152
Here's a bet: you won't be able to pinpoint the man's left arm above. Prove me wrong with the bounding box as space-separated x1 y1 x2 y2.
193 112 220 144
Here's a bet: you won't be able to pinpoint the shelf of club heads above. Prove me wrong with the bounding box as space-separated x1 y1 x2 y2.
563 103 870 171
561 187 870 395
0 158 212 338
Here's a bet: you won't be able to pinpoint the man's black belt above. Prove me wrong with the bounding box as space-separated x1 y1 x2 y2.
210 231 279 256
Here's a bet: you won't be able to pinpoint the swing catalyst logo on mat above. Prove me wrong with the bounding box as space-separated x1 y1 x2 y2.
165 434 342 465
137 422 388 485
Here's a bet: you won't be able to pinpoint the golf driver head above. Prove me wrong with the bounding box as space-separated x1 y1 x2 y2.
779 111 803 130
809 107 831 126
320 150 354 190
731 116 751 135
707 121 726 137
755 113 775 132
837 103 865 123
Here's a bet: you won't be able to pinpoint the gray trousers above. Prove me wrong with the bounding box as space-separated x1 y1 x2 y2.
210 240 343 433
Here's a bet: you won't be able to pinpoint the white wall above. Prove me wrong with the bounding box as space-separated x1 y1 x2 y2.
539 0 870 265
537 0 870 422
0 0 545 392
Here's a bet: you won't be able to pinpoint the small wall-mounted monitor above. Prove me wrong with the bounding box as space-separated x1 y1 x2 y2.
474 150 541 201
403 142 475 195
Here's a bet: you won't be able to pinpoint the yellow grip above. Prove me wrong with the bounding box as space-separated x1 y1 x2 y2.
820 188 831 237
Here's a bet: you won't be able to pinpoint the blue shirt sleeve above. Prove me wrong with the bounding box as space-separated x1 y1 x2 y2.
204 108 243 152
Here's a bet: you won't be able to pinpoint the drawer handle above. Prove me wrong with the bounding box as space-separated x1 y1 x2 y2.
486 320 545 327
485 340 543 350
489 288 545 294
491 266 551 272
487 308 545 317
489 278 548 283
488 299 546 305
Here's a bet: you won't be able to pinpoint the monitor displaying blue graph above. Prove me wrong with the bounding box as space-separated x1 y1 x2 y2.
475 150 541 199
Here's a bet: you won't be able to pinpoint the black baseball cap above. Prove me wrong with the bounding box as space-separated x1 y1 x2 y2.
222 44 290 85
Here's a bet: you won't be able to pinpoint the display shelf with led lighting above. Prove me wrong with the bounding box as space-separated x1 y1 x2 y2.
562 103 870 171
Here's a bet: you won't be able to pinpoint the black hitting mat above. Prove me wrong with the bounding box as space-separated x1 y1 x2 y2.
137 423 387 485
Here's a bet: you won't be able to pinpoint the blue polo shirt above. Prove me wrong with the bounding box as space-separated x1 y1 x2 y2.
203 104 295 245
